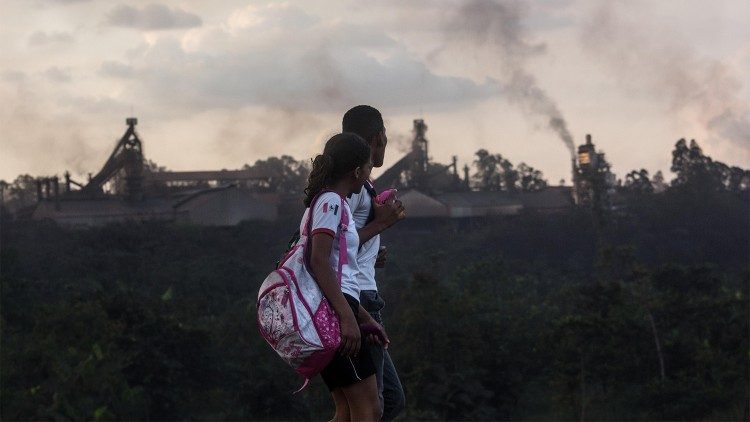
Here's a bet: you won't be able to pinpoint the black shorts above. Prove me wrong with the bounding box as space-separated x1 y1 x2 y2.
320 294 376 391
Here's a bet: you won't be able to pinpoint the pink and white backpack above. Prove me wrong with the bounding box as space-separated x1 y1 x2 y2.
256 192 348 391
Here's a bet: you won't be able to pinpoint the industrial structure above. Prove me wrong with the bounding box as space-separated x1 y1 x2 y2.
23 118 278 226
5 116 617 226
571 134 617 208
371 119 616 218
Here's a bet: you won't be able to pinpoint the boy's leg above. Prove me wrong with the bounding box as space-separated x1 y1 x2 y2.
360 290 405 420
360 290 386 413
381 350 405 420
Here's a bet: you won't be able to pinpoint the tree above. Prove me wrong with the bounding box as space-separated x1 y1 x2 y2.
651 171 667 193
472 150 547 192
517 163 548 192
499 158 519 192
472 149 502 191
1 174 38 212
669 139 748 192
243 155 310 194
623 169 654 194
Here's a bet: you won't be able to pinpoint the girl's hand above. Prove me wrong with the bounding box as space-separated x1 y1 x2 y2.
338 311 361 357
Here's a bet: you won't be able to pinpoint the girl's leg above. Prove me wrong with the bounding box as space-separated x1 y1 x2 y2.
341 375 380 421
331 388 350 422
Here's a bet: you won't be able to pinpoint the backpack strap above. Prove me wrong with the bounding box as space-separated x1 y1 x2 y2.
303 191 348 286
337 197 349 282
363 180 377 226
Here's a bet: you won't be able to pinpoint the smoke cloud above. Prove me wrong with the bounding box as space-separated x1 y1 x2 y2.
445 0 576 158
581 2 750 153
0 84 101 179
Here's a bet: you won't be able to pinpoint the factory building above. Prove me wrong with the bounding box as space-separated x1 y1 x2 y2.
21 118 278 226
8 116 609 226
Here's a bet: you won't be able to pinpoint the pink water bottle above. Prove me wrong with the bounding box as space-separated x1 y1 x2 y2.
376 189 397 205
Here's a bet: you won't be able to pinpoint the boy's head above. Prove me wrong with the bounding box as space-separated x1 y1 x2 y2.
342 105 387 168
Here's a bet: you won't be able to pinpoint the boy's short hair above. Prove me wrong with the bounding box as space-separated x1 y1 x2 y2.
342 105 384 142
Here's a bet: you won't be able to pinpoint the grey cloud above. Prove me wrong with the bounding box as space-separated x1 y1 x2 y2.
214 108 325 162
257 4 319 28
43 67 72 83
581 3 750 152
0 86 103 178
28 30 74 46
99 61 135 78
1 70 26 83
111 18 498 115
106 4 202 30
708 109 750 146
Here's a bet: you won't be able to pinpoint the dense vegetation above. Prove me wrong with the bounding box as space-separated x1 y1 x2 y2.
1 140 748 420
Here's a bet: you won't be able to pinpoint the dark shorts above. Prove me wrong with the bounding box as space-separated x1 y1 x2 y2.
320 294 376 391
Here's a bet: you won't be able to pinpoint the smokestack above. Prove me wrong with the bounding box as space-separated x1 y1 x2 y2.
44 178 51 200
52 176 60 211
586 134 592 145
463 164 470 188
452 156 458 177
572 157 578 203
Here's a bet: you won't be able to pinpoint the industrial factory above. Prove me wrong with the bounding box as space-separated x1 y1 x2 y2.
372 119 614 218
3 117 616 226
14 118 279 226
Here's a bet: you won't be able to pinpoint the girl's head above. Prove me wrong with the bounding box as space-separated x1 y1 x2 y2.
304 132 372 207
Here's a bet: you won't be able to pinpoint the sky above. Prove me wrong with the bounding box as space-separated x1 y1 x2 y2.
1 0 749 185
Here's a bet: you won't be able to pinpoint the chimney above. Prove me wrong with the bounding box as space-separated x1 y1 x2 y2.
571 157 578 204
36 179 43 202
44 178 51 200
463 164 470 188
52 176 60 211
451 156 458 177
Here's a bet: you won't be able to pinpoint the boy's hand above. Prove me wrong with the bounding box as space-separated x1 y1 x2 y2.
375 246 387 268
360 321 391 349
372 199 405 230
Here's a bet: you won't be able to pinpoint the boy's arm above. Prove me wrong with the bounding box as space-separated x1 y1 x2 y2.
357 200 405 245
357 303 390 348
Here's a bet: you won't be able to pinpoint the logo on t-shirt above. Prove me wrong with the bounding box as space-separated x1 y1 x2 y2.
323 203 339 215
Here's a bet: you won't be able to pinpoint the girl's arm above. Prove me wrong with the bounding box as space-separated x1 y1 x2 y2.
309 233 361 357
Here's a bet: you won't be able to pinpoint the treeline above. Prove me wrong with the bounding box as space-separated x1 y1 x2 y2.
1 184 747 420
1 139 748 420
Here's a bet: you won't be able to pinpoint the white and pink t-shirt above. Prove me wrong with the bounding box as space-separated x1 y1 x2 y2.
299 191 361 301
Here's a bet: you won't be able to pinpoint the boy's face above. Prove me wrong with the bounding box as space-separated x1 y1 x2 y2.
356 156 374 187
371 126 387 168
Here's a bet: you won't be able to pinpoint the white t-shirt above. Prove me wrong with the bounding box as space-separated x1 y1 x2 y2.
346 181 380 292
300 191 361 301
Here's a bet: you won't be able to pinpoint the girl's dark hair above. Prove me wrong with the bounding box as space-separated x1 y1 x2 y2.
303 132 371 207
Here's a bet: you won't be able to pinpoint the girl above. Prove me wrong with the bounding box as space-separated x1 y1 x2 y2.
302 133 384 421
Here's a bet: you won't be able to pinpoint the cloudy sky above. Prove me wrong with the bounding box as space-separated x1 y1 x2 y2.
1 0 749 184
